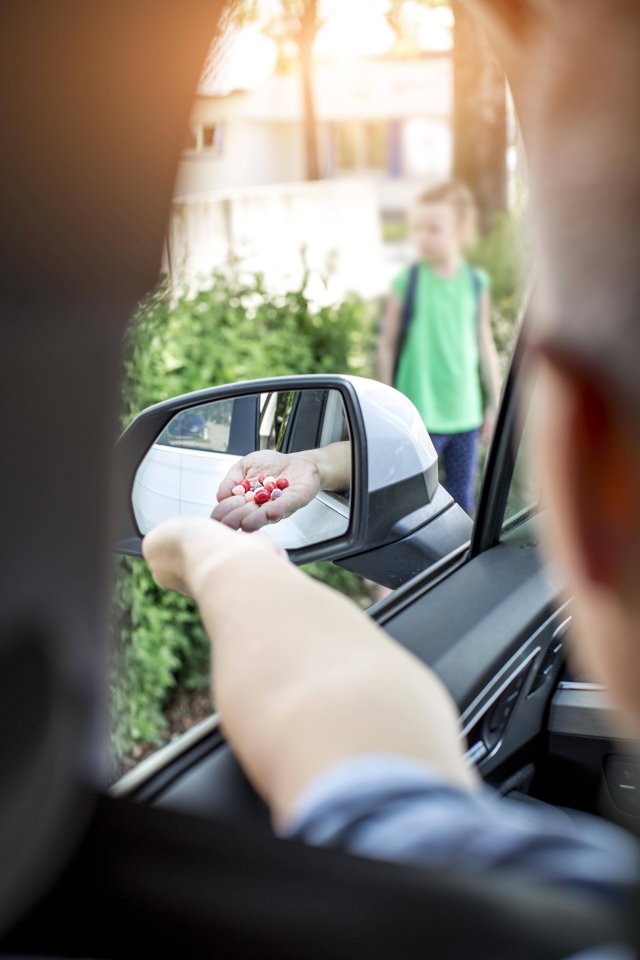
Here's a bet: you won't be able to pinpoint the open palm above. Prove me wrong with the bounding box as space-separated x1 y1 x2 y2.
212 450 322 532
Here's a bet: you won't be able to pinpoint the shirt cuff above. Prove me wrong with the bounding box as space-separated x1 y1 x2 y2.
279 753 468 846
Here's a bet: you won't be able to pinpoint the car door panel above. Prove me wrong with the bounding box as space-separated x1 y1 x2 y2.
118 516 568 819
380 521 550 695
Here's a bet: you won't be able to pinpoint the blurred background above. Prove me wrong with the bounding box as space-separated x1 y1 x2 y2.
113 0 530 777
166 0 525 301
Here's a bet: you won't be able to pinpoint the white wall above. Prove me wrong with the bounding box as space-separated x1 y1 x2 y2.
235 57 451 122
173 55 453 203
164 178 387 300
174 122 305 196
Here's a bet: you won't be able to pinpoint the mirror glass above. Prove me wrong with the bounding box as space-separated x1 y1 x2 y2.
132 388 351 549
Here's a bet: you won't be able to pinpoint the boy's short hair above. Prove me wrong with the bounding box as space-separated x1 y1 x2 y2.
416 182 477 227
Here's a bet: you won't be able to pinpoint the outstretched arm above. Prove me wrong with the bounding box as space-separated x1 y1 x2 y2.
378 291 403 386
142 516 478 827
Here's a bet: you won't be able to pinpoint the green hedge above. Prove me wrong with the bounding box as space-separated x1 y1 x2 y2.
469 207 531 369
110 265 378 762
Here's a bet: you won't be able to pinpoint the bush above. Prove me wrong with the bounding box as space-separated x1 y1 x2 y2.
111 265 377 762
110 556 210 759
469 206 531 371
469 207 532 504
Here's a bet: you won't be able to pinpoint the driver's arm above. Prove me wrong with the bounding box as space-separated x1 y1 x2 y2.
142 516 477 826
142 516 638 911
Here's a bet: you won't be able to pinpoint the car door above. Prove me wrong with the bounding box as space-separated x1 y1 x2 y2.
112 323 573 825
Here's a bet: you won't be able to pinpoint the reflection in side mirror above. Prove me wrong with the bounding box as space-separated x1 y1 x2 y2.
132 388 352 550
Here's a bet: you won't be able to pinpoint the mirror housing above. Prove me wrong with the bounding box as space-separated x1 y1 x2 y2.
114 375 473 587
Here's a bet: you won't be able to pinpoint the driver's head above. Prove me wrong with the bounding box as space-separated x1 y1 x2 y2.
520 1 640 729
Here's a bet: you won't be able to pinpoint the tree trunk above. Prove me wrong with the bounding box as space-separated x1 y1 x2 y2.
451 1 507 232
297 0 320 181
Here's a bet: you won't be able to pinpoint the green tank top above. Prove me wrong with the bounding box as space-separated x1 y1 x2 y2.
392 260 488 434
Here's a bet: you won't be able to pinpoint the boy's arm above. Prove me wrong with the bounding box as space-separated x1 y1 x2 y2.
478 290 502 443
378 291 403 386
142 516 479 827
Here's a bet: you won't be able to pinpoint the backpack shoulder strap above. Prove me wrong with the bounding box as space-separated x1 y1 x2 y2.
400 262 420 338
393 262 420 383
469 264 483 325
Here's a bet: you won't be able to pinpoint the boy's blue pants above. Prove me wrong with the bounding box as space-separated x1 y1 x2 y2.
430 429 480 518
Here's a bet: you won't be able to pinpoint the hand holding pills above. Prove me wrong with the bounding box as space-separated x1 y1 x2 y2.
212 449 323 533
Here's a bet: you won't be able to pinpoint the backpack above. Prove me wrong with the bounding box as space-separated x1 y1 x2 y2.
393 262 483 385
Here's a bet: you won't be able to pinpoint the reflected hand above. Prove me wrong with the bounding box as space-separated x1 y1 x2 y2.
212 450 322 532
143 515 286 598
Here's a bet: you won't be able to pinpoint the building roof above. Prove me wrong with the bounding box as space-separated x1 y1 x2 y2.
198 25 278 97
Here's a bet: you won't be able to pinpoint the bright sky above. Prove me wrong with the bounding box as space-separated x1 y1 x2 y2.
314 0 395 57
315 0 453 58
211 1 454 93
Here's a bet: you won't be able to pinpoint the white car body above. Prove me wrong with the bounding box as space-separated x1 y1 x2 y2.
132 442 349 549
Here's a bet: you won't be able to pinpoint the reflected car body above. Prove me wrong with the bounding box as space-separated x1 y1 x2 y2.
132 442 350 548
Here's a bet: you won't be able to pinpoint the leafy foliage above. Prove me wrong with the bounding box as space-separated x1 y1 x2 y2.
110 556 209 758
469 206 531 370
111 265 377 762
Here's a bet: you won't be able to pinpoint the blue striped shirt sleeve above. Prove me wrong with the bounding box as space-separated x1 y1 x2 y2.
279 754 639 912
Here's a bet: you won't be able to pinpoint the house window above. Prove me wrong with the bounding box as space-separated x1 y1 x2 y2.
364 121 388 169
182 122 224 156
202 123 223 155
334 121 389 172
335 122 359 170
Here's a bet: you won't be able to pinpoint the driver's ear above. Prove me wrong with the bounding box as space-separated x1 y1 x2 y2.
547 357 640 592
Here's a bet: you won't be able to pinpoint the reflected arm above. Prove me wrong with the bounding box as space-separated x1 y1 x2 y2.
299 440 351 492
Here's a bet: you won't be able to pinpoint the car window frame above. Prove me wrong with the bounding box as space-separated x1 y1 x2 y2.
469 309 532 559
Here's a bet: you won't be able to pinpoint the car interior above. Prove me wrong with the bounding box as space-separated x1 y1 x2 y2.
2 1 638 958
113 337 639 841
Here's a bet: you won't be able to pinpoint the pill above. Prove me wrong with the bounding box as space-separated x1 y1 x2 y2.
245 491 255 502
265 482 276 494
270 489 282 501
232 484 246 496
264 475 277 485
241 479 251 493
258 474 267 484
276 477 289 490
254 489 270 505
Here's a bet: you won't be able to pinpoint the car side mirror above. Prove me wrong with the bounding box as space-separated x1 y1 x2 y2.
113 375 472 588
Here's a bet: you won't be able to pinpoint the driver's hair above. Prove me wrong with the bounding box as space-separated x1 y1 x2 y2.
518 0 640 417
529 161 640 415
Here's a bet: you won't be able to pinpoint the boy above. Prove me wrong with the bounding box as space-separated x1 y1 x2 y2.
378 183 502 516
